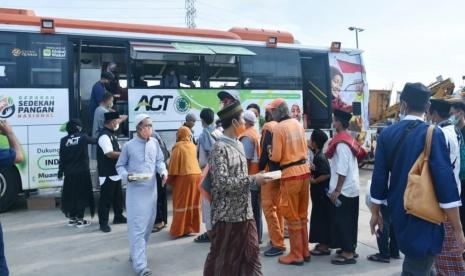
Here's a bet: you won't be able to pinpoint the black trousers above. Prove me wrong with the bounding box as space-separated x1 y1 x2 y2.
98 178 124 226
155 173 168 225
62 171 95 220
377 205 399 258
251 190 263 243
309 184 332 244
329 195 359 253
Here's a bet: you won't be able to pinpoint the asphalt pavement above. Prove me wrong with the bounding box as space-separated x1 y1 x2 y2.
3 168 403 275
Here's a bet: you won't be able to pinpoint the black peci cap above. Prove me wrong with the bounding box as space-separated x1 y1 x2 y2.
400 82 431 110
333 109 352 123
217 101 243 124
104 111 119 121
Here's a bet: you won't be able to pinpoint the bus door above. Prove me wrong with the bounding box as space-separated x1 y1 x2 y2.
300 52 332 129
71 39 128 136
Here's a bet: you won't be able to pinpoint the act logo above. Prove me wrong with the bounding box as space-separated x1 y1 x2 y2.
134 95 173 112
174 96 190 114
0 96 15 118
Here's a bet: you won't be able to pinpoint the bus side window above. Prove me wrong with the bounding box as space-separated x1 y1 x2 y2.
204 54 239 89
0 33 19 88
0 65 16 88
27 34 68 88
130 54 201 89
240 47 302 90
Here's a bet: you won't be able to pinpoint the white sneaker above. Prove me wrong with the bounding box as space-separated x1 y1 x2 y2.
139 268 152 276
67 218 77 227
76 219 91 228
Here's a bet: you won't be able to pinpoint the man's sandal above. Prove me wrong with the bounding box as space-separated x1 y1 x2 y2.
331 256 357 265
194 232 210 243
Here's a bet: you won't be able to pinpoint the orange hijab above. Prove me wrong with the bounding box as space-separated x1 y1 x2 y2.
168 126 201 176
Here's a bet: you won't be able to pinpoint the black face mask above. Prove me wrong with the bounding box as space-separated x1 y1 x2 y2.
66 122 83 135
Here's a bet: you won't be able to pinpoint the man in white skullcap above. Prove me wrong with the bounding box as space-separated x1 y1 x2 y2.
184 112 198 144
116 114 167 276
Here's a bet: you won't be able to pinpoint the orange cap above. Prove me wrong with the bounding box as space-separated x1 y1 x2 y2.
268 98 285 109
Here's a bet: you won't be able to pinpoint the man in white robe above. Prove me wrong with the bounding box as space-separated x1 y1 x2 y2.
116 114 167 276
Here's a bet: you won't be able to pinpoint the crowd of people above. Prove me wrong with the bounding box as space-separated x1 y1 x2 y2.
9 81 463 276
59 84 371 275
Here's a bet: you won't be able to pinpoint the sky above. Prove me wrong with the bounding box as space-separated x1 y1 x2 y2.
1 0 465 92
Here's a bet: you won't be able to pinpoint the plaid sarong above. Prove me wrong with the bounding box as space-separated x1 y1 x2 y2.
435 220 465 275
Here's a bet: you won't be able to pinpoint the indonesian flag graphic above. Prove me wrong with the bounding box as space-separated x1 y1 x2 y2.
337 59 365 74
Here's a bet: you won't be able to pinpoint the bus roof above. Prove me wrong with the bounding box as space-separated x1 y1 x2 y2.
0 7 362 54
0 8 294 42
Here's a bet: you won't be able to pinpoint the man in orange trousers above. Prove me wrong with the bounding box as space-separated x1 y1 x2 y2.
259 105 286 257
269 99 310 266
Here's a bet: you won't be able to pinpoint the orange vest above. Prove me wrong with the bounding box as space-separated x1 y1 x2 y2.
239 127 261 175
270 118 309 179
260 121 278 172
260 121 277 146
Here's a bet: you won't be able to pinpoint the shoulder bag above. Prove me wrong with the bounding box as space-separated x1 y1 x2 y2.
404 125 446 225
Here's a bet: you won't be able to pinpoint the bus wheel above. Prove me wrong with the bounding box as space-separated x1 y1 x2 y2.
0 165 20 213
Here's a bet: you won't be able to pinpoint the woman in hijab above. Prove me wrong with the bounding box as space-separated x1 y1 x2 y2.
168 126 202 238
58 119 96 227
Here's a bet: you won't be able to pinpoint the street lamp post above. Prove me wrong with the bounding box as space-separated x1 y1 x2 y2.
348 26 364 49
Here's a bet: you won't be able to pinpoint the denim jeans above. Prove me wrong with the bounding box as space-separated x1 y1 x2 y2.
401 254 435 276
377 205 400 258
0 223 9 276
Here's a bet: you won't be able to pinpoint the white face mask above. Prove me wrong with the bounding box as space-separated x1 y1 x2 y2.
114 124 119 131
108 102 114 109
450 115 459 126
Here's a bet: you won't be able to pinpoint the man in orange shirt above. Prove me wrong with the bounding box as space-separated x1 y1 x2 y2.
269 98 311 266
259 105 286 257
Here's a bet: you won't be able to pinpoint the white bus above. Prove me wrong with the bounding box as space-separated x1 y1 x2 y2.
0 7 369 211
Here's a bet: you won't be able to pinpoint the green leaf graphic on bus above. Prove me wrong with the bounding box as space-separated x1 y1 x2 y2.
0 96 15 119
178 89 224 112
59 122 67 132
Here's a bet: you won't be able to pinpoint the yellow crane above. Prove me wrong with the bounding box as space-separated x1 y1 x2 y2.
371 78 455 125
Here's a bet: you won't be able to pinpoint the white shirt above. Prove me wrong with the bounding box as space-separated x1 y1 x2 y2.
440 123 461 195
402 114 424 121
98 134 121 185
328 143 360 197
